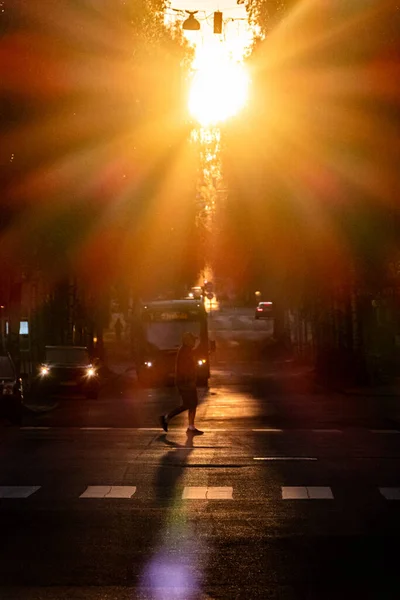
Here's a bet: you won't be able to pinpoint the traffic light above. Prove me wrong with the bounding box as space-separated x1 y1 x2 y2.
213 11 223 34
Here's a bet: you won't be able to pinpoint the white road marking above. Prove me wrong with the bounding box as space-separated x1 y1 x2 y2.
252 428 283 433
206 486 233 500
80 427 111 431
282 486 333 500
18 426 385 435
136 428 162 431
379 487 400 500
20 427 50 430
80 486 137 498
182 486 208 499
0 486 41 498
182 486 233 500
306 486 334 499
253 457 317 461
282 486 308 500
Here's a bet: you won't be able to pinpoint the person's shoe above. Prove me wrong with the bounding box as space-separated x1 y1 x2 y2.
160 415 168 432
187 427 203 436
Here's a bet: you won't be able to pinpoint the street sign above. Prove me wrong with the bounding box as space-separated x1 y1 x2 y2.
204 281 213 292
206 292 214 300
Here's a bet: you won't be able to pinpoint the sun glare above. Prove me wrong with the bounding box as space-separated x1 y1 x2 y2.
189 57 249 126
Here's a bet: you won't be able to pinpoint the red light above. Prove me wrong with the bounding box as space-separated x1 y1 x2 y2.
257 308 263 311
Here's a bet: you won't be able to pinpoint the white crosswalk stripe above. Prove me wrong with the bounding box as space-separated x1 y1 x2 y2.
80 486 137 498
0 486 41 498
379 487 400 500
282 486 334 500
0 485 400 501
182 486 233 500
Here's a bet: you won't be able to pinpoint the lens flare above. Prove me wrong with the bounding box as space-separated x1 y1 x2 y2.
189 59 249 126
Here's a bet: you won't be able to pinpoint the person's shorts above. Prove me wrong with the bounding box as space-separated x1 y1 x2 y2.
178 388 198 410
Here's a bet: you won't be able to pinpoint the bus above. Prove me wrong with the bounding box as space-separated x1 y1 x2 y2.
134 299 213 386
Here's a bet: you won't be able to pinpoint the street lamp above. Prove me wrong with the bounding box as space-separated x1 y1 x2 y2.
182 11 201 31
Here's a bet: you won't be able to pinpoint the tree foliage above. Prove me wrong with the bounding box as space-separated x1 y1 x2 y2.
0 0 199 300
216 0 400 306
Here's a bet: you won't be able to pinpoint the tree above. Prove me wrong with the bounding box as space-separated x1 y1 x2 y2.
216 0 400 378
0 0 199 357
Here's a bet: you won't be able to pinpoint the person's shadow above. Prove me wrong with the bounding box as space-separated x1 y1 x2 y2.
154 431 196 504
138 430 203 597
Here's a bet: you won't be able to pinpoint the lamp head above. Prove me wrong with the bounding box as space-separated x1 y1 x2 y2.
183 11 200 31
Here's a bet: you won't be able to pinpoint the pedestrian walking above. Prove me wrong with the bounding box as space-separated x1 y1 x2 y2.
160 331 203 435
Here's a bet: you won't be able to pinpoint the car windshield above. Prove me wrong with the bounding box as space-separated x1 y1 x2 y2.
45 348 90 365
144 321 201 351
0 356 15 379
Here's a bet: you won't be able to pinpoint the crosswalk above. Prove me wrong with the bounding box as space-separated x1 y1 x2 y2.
1 485 399 501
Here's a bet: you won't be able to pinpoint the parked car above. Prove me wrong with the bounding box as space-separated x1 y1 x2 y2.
35 346 100 399
0 353 23 424
255 301 274 320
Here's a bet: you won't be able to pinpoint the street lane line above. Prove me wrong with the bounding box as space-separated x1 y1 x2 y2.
312 429 342 434
80 486 137 498
182 486 233 500
80 427 111 430
20 427 50 430
252 428 283 433
282 486 333 500
379 487 400 500
253 457 317 461
0 486 41 498
137 428 163 431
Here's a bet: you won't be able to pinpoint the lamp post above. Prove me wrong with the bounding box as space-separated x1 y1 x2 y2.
0 305 5 353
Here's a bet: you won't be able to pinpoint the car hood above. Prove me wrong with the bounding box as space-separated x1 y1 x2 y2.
45 363 91 368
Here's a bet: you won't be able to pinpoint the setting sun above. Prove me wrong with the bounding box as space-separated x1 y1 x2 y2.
188 58 249 126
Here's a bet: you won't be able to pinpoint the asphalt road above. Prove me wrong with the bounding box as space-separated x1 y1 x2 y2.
2 363 400 599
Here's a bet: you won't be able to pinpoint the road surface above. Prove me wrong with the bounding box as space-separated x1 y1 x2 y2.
1 358 400 599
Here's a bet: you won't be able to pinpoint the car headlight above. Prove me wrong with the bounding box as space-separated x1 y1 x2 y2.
86 367 96 378
40 365 50 377
197 359 207 366
144 361 153 368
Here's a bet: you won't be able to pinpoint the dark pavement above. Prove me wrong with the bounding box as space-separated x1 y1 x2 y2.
2 360 400 599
